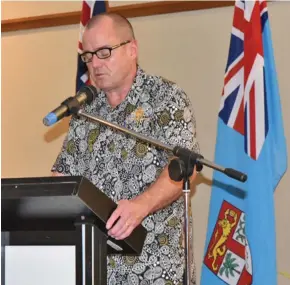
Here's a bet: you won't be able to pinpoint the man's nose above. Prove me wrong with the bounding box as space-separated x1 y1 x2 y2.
91 54 103 68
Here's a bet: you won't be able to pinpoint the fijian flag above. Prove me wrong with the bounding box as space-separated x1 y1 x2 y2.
201 1 287 285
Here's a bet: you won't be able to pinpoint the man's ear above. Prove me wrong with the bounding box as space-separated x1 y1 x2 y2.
130 40 138 60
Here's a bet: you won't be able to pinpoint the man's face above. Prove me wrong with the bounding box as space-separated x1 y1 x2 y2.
82 19 137 92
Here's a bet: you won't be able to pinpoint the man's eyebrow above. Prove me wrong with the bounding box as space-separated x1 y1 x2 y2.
83 44 111 53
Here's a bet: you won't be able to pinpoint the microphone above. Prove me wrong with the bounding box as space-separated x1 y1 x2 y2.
43 85 97 126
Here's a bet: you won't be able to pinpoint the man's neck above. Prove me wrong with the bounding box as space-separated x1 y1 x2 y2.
106 64 137 108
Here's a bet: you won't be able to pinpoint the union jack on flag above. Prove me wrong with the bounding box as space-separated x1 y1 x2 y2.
219 0 269 160
76 1 106 92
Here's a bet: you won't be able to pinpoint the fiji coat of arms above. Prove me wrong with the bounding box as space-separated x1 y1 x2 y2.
204 200 253 285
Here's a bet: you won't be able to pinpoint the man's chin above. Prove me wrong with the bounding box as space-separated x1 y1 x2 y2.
92 77 116 92
93 79 106 89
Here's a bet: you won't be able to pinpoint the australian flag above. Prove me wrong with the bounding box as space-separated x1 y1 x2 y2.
76 0 106 92
201 1 287 285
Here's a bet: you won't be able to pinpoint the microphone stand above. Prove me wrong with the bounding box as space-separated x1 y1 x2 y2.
76 109 247 285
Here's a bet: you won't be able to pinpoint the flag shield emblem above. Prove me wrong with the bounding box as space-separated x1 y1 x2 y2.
204 200 252 285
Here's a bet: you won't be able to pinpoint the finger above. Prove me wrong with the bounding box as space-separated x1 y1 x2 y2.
106 206 122 230
109 217 130 237
111 212 144 237
115 225 135 240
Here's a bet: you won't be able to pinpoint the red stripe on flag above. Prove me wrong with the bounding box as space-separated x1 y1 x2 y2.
238 267 253 285
78 42 83 51
81 1 91 26
259 1 267 13
224 57 244 86
249 84 256 159
233 97 245 135
226 238 246 260
244 2 263 83
233 5 245 34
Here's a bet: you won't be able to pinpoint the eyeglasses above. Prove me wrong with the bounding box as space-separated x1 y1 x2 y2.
80 40 131 63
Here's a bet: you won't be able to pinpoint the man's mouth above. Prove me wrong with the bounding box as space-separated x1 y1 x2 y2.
95 73 105 77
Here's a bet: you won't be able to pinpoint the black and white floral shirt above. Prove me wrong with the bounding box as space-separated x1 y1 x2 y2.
52 66 199 285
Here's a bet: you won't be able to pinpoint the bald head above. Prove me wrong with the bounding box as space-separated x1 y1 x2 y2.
85 13 135 41
81 12 138 95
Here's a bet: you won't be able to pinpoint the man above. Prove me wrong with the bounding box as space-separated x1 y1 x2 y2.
52 13 200 285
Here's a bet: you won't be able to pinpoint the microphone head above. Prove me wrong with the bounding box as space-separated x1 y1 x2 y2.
77 85 98 104
43 113 57 126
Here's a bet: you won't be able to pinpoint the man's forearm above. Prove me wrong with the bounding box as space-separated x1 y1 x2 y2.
132 165 196 215
106 164 196 240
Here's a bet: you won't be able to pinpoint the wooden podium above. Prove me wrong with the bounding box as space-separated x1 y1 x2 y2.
1 176 147 285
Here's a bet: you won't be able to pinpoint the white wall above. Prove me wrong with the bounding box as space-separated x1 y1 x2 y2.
2 1 290 284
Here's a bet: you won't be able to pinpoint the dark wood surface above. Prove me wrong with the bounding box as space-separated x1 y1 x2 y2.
2 1 234 32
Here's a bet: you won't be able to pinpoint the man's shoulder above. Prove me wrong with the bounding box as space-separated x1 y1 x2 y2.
159 76 176 86
145 72 176 87
137 67 190 104
143 71 184 93
149 75 189 101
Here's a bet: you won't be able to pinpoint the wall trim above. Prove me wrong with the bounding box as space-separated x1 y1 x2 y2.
2 1 234 32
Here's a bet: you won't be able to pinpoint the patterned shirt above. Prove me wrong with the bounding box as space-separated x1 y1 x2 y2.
52 66 199 285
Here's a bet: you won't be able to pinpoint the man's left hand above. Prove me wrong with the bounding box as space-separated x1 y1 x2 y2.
106 199 149 240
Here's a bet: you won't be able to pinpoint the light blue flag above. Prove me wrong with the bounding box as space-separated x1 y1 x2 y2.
200 1 287 285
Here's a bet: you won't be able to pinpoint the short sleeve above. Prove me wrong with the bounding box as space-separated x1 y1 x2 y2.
154 86 200 154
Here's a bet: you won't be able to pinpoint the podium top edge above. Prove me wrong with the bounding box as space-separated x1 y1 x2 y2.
1 176 85 186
